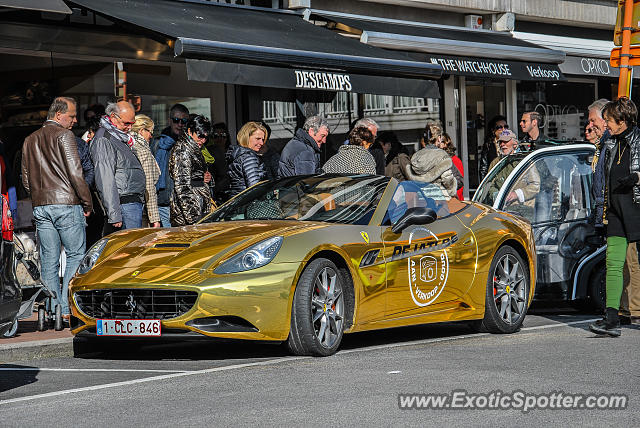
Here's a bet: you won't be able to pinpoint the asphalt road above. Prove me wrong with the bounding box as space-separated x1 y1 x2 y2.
0 311 638 427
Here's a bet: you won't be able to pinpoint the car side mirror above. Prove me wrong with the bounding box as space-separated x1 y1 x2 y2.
391 207 437 234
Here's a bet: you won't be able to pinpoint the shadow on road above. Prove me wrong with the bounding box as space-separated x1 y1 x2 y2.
0 365 39 393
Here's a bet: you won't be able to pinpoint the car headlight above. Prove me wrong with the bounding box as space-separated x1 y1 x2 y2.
214 236 283 274
77 238 108 274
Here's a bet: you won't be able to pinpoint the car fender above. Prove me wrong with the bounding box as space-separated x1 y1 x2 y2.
572 244 606 300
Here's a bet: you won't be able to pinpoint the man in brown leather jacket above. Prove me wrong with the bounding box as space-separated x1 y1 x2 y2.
22 97 92 327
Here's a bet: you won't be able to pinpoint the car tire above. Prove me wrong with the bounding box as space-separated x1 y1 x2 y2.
287 258 345 357
481 245 529 334
588 264 606 313
2 318 18 338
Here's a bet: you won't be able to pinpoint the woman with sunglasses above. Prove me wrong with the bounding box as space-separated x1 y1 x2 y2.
226 122 267 198
479 115 508 181
130 114 161 228
168 115 213 226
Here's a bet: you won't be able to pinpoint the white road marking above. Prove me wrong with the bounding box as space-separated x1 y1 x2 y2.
0 357 306 406
0 368 190 373
387 371 402 374
0 318 602 406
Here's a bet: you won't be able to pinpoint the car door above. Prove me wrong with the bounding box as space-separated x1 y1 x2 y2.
381 181 476 318
496 148 599 300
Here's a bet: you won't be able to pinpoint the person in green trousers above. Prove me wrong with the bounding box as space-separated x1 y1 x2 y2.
590 97 640 337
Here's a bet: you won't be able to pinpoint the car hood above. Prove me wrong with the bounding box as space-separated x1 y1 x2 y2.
97 221 324 270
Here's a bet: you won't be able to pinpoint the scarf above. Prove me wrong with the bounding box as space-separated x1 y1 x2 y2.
100 115 134 148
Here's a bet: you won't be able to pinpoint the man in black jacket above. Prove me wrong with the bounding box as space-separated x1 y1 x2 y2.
279 116 329 177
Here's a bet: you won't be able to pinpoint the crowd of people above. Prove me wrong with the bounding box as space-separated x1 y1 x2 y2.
17 95 640 334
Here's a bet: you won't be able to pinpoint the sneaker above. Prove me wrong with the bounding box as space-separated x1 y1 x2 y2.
589 308 621 337
631 316 640 326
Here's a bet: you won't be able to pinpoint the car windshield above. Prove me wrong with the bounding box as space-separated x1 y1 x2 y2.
202 174 390 225
474 154 526 206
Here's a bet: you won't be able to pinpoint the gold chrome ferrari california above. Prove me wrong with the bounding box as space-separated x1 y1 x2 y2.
69 174 535 356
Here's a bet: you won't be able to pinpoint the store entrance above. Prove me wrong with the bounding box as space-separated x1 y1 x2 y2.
465 79 506 191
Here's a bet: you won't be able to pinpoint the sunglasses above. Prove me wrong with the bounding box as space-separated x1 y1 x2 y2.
197 133 209 140
113 113 135 126
495 124 509 131
213 132 228 138
171 117 189 125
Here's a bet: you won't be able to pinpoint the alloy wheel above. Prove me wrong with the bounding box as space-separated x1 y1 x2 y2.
311 267 344 348
492 254 526 325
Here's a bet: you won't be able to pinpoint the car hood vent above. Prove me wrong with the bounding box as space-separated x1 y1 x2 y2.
154 243 191 248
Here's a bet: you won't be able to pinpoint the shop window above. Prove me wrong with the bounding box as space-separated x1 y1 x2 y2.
517 81 595 142
260 92 440 155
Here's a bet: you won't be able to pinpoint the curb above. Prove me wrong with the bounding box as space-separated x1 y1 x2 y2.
0 338 74 363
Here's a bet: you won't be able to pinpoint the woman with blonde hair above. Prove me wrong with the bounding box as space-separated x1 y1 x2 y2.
226 121 267 198
130 114 161 227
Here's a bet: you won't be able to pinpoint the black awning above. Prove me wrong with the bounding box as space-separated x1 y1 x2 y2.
68 0 442 96
186 59 440 98
1 0 71 14
426 54 565 81
311 11 566 81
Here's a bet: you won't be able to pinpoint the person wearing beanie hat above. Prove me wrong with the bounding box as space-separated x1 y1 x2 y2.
404 147 457 200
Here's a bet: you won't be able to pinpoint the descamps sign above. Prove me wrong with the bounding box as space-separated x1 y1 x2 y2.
294 70 352 91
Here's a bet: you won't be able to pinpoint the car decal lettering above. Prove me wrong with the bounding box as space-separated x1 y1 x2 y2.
390 234 457 262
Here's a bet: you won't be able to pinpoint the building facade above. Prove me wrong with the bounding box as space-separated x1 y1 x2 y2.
0 0 622 203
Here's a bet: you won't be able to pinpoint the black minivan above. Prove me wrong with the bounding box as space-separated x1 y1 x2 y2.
0 193 20 337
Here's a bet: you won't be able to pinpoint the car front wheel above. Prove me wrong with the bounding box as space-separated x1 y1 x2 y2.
287 258 345 356
481 246 529 333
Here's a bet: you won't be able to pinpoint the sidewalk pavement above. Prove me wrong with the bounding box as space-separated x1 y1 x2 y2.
0 313 74 363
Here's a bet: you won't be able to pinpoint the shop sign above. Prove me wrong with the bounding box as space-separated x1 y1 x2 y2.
428 55 565 81
559 56 619 78
294 70 353 91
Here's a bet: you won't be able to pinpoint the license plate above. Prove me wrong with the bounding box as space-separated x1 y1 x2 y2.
96 319 161 336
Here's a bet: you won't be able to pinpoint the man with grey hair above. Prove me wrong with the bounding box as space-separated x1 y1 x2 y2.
279 115 329 177
519 111 548 150
91 100 145 234
22 96 92 327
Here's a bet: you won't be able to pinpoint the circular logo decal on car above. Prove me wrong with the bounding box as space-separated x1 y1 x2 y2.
408 228 450 307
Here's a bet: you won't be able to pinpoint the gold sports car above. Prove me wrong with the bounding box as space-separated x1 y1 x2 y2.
69 174 536 356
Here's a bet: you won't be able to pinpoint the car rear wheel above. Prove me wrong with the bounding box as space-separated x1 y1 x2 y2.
481 246 529 333
287 258 345 357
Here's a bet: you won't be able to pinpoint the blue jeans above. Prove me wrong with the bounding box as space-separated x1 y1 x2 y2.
158 205 171 228
33 205 86 315
121 202 143 229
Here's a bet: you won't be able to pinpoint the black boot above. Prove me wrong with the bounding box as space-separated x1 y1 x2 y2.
589 308 621 337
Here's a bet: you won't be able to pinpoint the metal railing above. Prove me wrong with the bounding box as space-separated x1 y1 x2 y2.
263 94 437 123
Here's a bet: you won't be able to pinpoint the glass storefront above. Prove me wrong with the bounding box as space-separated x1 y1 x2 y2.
464 78 506 189
516 80 595 142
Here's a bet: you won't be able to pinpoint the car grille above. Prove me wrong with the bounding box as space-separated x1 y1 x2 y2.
74 289 198 320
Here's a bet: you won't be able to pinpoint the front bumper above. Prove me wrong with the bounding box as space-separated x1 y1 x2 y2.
69 263 300 341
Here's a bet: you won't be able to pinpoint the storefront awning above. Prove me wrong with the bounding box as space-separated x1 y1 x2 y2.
1 0 71 14
67 0 442 97
310 10 566 81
